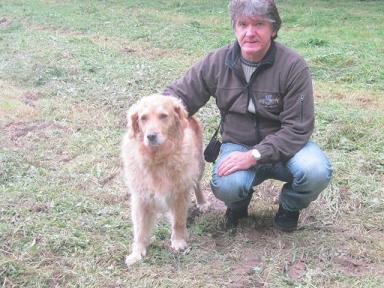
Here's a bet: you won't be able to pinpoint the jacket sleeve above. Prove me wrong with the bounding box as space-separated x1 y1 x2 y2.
162 53 217 116
254 64 314 163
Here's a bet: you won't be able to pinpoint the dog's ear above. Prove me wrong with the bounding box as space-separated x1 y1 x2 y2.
173 99 188 122
127 107 140 138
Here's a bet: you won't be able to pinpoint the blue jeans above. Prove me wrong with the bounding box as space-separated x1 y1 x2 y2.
210 141 332 211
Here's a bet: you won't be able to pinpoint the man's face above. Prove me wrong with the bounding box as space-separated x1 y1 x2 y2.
234 16 276 62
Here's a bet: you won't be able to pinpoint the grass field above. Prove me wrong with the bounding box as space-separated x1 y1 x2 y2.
1 0 383 287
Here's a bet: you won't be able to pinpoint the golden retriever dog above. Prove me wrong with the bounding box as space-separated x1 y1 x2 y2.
121 94 208 266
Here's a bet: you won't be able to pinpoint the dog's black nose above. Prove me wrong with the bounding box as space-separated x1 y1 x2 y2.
147 132 158 143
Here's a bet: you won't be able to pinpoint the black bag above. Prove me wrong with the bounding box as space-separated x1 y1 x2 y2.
204 95 239 162
204 120 222 163
204 137 221 163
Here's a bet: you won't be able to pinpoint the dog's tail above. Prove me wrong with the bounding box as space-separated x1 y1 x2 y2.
187 116 205 181
187 116 203 152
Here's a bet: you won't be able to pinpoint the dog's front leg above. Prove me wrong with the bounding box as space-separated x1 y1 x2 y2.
169 194 188 251
126 197 155 266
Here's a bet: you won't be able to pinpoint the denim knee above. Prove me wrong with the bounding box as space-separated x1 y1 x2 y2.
291 158 332 195
287 142 332 194
210 143 255 206
281 164 332 211
210 172 253 205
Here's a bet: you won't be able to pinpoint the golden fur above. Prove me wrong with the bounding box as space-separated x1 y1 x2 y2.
121 94 208 266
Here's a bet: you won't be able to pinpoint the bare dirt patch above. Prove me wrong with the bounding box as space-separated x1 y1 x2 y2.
2 121 69 147
333 255 374 276
286 259 306 281
232 249 264 276
22 91 42 107
3 121 67 140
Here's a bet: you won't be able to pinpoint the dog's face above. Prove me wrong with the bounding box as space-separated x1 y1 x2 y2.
127 94 187 147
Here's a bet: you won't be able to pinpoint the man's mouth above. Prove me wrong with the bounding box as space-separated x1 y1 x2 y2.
245 40 258 44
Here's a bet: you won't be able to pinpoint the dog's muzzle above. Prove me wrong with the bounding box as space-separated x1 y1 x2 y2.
145 131 160 146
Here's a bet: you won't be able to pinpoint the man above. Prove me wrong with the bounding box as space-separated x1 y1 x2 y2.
163 0 332 232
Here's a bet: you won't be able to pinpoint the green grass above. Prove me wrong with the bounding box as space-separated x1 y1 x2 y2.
1 0 384 287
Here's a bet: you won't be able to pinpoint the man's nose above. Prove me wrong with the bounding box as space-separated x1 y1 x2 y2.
245 26 257 36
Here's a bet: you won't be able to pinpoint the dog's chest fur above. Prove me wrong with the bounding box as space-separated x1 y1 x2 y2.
137 164 188 211
143 157 188 193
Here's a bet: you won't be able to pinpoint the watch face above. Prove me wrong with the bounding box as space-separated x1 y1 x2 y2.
252 149 261 160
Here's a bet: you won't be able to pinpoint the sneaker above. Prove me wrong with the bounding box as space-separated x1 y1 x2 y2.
274 204 300 232
225 206 248 229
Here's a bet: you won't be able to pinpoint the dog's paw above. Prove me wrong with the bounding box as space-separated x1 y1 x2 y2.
197 201 210 213
125 252 143 267
125 246 146 267
171 239 188 252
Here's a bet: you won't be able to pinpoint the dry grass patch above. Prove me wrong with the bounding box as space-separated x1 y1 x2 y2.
89 35 194 62
22 17 198 63
0 80 41 126
314 81 384 110
50 101 122 129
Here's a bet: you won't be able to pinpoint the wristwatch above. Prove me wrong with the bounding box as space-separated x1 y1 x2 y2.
251 149 261 160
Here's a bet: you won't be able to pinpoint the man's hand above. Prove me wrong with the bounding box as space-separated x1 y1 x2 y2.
216 150 257 176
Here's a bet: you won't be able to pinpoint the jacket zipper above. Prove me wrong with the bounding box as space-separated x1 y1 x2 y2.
248 66 264 144
248 86 260 144
300 95 304 122
231 61 268 145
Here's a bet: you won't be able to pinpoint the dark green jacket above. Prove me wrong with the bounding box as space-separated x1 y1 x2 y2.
163 40 314 164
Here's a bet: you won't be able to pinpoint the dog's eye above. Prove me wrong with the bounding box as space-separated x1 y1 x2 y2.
140 115 148 122
159 113 168 120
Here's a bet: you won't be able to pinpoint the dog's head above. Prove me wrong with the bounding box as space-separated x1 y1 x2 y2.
127 94 188 148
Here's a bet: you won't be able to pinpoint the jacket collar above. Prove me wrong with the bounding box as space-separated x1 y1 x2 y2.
225 40 276 72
